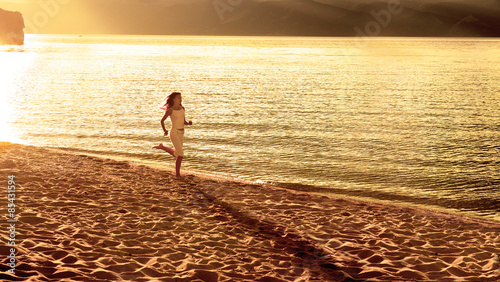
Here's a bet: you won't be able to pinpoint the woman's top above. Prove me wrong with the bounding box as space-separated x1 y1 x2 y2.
170 107 185 130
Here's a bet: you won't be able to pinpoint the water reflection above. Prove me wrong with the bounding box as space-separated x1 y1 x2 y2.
1 50 20 142
3 35 500 222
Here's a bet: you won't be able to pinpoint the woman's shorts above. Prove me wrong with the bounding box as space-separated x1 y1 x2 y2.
169 129 184 157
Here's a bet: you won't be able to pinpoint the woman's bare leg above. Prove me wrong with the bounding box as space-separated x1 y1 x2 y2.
175 156 183 178
152 143 175 157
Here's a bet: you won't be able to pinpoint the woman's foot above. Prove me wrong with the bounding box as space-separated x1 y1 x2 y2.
152 143 165 150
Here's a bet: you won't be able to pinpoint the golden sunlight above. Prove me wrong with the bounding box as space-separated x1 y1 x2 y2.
0 49 29 142
0 97 18 143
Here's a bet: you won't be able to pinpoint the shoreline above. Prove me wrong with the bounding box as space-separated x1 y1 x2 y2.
1 142 499 281
35 144 500 225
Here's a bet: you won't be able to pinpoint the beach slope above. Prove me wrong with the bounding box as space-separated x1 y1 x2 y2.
0 142 499 281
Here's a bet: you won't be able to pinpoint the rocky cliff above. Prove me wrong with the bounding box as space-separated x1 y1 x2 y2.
0 8 24 45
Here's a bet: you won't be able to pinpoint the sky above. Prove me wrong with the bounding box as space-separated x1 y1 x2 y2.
1 0 499 36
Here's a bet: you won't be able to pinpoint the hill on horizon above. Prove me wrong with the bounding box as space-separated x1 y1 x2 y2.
3 0 500 36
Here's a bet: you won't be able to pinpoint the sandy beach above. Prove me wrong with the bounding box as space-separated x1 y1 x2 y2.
0 142 499 281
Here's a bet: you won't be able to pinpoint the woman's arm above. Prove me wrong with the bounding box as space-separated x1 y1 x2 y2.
182 106 192 126
161 109 172 135
183 107 192 125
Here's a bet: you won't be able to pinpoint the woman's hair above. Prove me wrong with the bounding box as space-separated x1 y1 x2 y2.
160 92 181 111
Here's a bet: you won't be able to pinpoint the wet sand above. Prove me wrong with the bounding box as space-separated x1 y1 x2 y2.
0 142 499 281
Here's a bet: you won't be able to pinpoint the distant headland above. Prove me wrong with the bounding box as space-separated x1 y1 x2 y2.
0 8 25 45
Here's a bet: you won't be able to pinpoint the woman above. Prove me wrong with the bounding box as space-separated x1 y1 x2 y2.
153 92 193 178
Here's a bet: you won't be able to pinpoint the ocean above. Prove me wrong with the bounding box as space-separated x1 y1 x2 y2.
1 35 499 222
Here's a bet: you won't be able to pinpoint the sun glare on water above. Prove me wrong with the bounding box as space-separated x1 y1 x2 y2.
0 47 31 143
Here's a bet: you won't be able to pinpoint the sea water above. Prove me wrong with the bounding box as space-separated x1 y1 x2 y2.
2 35 499 222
